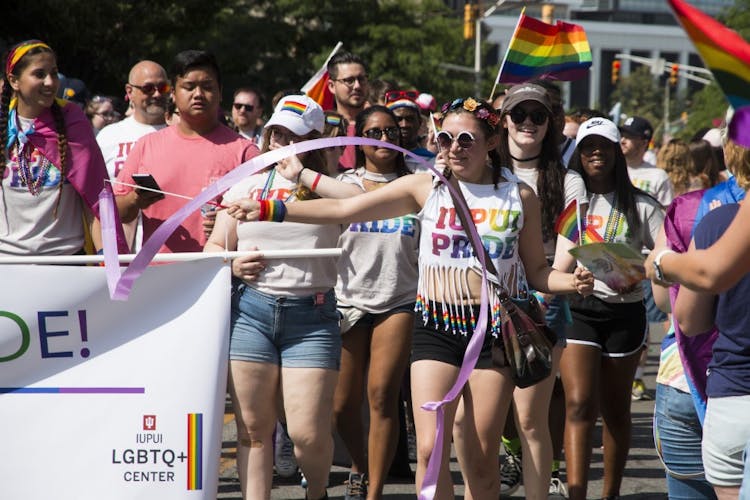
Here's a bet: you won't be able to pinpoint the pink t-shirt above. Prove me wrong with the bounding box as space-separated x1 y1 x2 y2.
115 124 258 253
338 122 357 170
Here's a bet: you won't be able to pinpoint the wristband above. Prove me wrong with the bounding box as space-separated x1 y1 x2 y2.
310 172 322 192
295 167 306 185
653 248 676 285
258 200 286 222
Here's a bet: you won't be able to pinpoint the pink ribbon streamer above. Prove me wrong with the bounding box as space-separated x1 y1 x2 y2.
98 136 494 499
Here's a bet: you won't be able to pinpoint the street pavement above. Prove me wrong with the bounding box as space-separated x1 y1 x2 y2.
217 323 668 499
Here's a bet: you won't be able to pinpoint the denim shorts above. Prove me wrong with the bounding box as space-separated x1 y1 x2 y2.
703 394 750 487
653 383 715 498
230 285 342 369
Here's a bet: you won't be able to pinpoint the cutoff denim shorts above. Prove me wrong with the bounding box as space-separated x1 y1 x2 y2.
230 284 342 370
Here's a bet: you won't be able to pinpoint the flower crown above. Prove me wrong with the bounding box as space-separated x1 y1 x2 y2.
440 97 500 128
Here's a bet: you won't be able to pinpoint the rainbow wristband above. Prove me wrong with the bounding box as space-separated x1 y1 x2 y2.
258 199 286 222
532 291 547 306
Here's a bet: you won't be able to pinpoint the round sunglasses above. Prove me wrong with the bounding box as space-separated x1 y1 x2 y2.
436 130 476 150
508 108 549 126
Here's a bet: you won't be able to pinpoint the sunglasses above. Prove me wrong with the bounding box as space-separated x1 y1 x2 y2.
436 130 476 150
233 103 254 112
384 90 419 103
363 127 400 141
333 75 368 88
508 108 549 126
129 82 171 95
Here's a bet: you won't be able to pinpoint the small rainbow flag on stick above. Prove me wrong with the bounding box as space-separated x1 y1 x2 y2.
668 0 750 148
555 200 604 244
302 42 343 111
492 8 591 97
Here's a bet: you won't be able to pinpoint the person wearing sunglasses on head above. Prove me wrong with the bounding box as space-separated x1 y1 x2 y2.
491 82 588 498
221 97 594 499
96 60 170 251
327 51 369 170
114 50 258 254
85 95 119 135
385 90 436 174
231 86 264 145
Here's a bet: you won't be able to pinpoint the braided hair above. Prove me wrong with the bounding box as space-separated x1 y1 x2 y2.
1 41 68 216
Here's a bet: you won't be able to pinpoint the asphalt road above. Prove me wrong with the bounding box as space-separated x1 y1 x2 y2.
217 323 668 499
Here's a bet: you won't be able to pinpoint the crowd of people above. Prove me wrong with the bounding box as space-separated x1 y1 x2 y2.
2 37 748 500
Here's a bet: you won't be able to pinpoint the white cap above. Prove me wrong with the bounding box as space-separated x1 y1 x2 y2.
702 128 722 148
265 95 325 136
576 117 620 145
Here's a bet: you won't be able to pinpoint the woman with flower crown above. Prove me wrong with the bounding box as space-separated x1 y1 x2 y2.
0 40 127 256
221 96 594 498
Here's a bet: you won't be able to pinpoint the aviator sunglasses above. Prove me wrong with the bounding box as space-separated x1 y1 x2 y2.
233 103 255 112
436 130 476 150
363 126 400 141
508 107 549 126
128 82 171 95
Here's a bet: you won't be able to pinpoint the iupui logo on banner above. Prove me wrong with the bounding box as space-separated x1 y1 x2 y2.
143 415 157 431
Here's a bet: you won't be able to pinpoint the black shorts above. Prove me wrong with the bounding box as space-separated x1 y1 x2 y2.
566 295 646 357
411 303 495 368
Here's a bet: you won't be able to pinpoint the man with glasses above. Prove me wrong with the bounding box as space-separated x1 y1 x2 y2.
327 51 369 169
231 87 264 145
97 60 170 250
114 50 258 254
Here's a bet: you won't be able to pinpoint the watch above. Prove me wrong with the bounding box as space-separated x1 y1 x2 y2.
653 249 676 285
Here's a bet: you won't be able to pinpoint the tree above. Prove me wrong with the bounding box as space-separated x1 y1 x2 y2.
2 0 474 116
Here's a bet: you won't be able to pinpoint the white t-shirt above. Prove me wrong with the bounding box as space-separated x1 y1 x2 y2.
512 166 587 256
96 116 166 179
627 161 673 207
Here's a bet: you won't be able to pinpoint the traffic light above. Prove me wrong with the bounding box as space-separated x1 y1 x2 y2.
463 3 476 40
611 60 621 84
669 64 679 86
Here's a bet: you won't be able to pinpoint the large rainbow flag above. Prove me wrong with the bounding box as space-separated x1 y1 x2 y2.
301 42 342 111
495 10 592 85
668 0 750 148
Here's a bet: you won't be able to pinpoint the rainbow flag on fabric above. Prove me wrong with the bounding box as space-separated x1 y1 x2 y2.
668 0 750 148
554 200 581 243
495 10 592 85
301 42 343 111
186 413 203 490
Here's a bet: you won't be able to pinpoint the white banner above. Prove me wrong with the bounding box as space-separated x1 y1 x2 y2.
0 259 231 499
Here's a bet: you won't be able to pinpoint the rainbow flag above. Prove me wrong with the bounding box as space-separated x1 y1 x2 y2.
495 11 592 84
554 200 581 243
668 0 750 148
187 413 203 490
301 42 342 111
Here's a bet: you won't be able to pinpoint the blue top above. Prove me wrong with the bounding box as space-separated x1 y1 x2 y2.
695 176 745 223
694 203 750 398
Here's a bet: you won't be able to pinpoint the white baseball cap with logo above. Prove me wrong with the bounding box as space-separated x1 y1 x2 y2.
265 95 325 136
576 117 621 145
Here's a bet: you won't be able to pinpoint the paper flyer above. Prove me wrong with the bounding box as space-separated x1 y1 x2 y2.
569 242 646 291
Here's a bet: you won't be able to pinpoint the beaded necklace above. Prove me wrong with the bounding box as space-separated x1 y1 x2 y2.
584 193 624 244
259 167 297 202
14 119 52 196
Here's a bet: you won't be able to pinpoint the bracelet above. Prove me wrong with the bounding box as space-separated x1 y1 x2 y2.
310 172 322 192
295 167 306 185
257 200 287 222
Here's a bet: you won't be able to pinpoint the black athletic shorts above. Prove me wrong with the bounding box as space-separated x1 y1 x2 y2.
566 295 647 357
411 302 495 368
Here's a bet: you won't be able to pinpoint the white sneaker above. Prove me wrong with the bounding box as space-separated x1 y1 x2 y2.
548 474 568 498
274 422 297 478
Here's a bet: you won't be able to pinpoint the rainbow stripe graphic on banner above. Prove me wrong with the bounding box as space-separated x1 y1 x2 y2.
281 101 307 115
554 200 580 243
187 413 203 490
668 0 750 148
496 12 592 84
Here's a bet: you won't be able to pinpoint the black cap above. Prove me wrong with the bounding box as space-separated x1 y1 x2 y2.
57 75 89 107
619 116 653 140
